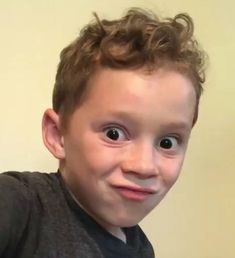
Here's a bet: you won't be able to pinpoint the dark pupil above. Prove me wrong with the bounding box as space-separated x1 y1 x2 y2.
107 129 119 140
160 139 172 149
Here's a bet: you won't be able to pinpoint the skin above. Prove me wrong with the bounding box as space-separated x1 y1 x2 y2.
43 67 196 242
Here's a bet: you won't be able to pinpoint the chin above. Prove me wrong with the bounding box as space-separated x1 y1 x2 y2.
111 213 146 228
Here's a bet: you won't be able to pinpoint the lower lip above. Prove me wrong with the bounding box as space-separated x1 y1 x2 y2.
114 187 152 201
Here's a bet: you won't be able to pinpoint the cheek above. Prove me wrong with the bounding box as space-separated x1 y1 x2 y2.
159 157 184 187
73 137 120 176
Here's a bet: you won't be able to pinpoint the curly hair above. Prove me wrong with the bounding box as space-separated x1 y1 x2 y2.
53 8 206 128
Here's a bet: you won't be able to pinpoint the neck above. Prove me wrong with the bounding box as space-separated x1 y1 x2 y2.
66 182 127 243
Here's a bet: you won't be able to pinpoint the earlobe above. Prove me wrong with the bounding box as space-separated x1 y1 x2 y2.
42 108 65 160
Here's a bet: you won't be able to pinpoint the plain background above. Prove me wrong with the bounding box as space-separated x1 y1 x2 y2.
0 1 234 258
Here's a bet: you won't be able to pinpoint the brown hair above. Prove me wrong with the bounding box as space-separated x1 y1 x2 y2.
53 8 206 128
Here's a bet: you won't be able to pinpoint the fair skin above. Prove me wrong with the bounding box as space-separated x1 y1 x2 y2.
42 67 196 242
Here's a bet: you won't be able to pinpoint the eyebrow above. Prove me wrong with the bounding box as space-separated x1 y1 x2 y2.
159 121 192 131
105 110 142 124
105 110 192 131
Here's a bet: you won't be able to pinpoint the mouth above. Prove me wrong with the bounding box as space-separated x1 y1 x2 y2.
112 185 156 201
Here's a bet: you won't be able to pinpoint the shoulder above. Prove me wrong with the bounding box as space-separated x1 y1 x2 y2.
0 170 57 185
0 171 51 216
0 171 31 201
0 171 60 194
0 171 62 217
0 172 32 254
0 172 61 253
0 171 63 210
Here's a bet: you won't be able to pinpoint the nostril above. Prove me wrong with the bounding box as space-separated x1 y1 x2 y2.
120 143 158 177
121 159 157 178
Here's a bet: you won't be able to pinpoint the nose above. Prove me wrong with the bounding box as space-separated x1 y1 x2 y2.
120 141 158 178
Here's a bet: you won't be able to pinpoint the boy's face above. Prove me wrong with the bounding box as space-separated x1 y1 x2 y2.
61 68 196 231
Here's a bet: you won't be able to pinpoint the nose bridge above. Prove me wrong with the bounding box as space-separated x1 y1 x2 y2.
122 139 157 177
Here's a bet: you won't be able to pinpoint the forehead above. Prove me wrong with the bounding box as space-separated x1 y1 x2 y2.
87 68 194 105
69 68 196 130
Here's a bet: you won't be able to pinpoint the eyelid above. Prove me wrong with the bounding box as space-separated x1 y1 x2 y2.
102 124 130 141
160 134 182 142
156 135 182 150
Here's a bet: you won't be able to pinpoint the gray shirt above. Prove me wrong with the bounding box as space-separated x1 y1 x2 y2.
0 171 155 258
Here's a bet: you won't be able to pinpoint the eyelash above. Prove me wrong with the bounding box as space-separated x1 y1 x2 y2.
103 125 129 141
102 124 183 150
157 135 182 150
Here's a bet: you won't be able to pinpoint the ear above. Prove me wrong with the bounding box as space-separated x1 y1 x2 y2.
42 108 65 160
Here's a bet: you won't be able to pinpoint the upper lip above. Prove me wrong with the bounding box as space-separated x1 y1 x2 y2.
112 185 157 194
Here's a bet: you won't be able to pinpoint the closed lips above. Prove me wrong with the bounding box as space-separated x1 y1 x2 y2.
113 185 156 194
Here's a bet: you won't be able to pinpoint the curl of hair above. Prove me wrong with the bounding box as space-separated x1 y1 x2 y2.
53 8 206 128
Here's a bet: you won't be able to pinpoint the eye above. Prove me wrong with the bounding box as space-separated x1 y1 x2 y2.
104 127 127 141
158 136 178 150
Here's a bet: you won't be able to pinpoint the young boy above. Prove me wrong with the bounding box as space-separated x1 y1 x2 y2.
0 8 206 258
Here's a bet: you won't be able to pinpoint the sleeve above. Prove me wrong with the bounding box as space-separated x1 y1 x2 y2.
0 173 31 256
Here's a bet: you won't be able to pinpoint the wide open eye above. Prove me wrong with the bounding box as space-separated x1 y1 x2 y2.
158 136 179 150
104 127 127 141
